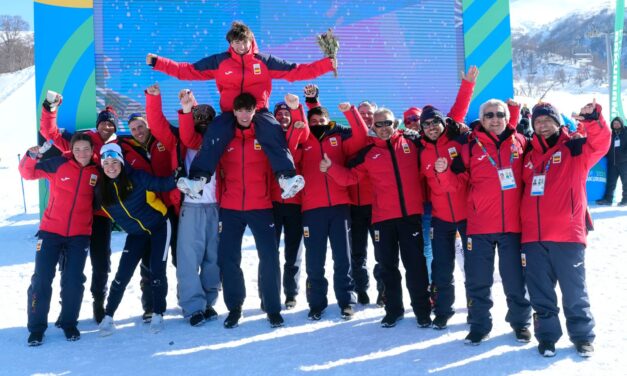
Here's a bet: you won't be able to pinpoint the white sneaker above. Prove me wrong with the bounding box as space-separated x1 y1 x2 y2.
176 177 206 199
279 175 305 199
98 315 115 337
150 314 164 333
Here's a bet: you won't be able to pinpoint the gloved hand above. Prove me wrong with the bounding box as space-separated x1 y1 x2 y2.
43 90 63 112
176 177 207 199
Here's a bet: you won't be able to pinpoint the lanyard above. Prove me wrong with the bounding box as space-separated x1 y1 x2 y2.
476 135 516 169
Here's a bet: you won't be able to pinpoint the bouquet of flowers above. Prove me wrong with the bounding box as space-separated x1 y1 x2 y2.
317 28 339 77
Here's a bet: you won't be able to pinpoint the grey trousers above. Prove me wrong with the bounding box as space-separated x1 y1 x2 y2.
176 202 221 317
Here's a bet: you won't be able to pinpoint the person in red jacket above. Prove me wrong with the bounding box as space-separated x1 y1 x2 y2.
321 108 432 328
214 92 284 329
148 21 336 199
19 133 99 346
520 101 610 358
39 93 116 324
419 106 470 330
461 98 531 345
294 102 368 320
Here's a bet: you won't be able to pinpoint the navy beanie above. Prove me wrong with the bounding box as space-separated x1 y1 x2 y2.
274 102 290 116
97 106 118 131
420 105 445 124
531 102 561 127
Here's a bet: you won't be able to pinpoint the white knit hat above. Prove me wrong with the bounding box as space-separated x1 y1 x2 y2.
100 143 124 166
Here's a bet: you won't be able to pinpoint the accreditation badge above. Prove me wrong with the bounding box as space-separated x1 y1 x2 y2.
498 168 517 190
530 174 546 196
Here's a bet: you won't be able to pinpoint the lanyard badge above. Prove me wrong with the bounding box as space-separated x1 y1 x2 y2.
498 168 517 190
530 174 546 196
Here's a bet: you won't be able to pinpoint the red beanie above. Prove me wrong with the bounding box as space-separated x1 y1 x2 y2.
403 107 422 120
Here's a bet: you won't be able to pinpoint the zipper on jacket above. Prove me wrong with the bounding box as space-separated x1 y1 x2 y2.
387 139 408 217
66 166 84 236
113 182 152 235
536 196 541 241
240 55 245 94
320 142 332 206
497 144 505 233
435 145 456 223
241 131 246 210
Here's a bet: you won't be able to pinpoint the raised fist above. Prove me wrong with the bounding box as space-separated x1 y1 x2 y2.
304 84 319 98
284 93 299 110
146 53 158 65
338 102 351 112
146 83 160 96
179 89 196 113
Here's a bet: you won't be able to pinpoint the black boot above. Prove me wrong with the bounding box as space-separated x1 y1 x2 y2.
93 297 106 324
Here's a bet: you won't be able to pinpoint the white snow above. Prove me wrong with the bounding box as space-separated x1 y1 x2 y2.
0 71 626 375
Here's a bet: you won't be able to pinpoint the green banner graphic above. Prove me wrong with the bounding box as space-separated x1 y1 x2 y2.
611 0 625 119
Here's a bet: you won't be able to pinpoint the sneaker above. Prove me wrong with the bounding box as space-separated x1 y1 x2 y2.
142 311 153 324
93 299 105 324
99 315 115 337
63 327 81 341
376 292 386 307
267 313 285 328
433 315 450 330
308 308 324 321
575 341 594 357
514 327 532 343
595 199 612 205
278 175 305 199
464 331 489 345
340 306 354 320
417 316 432 328
285 296 297 310
27 332 44 347
224 309 242 329
203 306 218 321
381 312 404 328
150 314 164 333
189 312 205 327
538 341 556 357
357 291 370 305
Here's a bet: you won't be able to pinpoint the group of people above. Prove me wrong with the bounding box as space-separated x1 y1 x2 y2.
21 21 609 360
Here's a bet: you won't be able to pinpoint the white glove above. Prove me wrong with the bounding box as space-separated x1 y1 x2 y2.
176 177 207 199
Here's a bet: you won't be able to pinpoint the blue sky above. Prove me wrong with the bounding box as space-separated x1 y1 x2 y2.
0 1 34 30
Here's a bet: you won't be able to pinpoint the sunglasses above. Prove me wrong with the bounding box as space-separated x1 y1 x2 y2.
374 120 394 128
421 118 442 129
404 115 419 123
483 111 506 119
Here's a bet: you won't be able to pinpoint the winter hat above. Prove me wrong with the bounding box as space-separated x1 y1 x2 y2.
100 143 124 166
274 102 290 116
420 105 445 124
192 104 216 124
97 106 118 131
531 102 561 127
403 107 422 122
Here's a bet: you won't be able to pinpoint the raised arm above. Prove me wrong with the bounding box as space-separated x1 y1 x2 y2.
145 83 178 152
575 101 612 170
40 93 71 152
177 89 203 149
148 53 217 81
447 65 478 123
266 55 335 82
340 103 369 156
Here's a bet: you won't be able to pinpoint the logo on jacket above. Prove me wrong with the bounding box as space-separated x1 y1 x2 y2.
304 146 313 151
157 142 165 152
371 153 381 160
130 158 137 166
552 151 562 164
402 143 411 154
448 147 458 158
303 226 310 238
89 174 98 186
511 144 520 159
329 137 338 147
227 147 235 152
525 161 534 170
477 155 487 162
253 63 261 75
60 177 70 182
225 71 233 75
254 139 262 150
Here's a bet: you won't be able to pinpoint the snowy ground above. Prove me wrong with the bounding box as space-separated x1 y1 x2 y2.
0 71 626 375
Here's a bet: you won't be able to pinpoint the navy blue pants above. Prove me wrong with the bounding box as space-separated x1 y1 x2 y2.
189 109 296 179
28 231 89 334
350 204 383 294
372 215 431 318
431 217 468 318
105 220 171 317
302 205 356 310
603 162 627 203
273 202 304 298
89 215 112 301
522 242 595 344
219 208 281 314
464 232 531 335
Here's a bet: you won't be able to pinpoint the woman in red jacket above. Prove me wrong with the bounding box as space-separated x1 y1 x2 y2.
520 101 610 357
19 133 99 346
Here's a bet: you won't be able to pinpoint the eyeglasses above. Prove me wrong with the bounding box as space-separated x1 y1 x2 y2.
404 115 419 123
483 111 506 119
421 118 442 129
374 120 394 128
